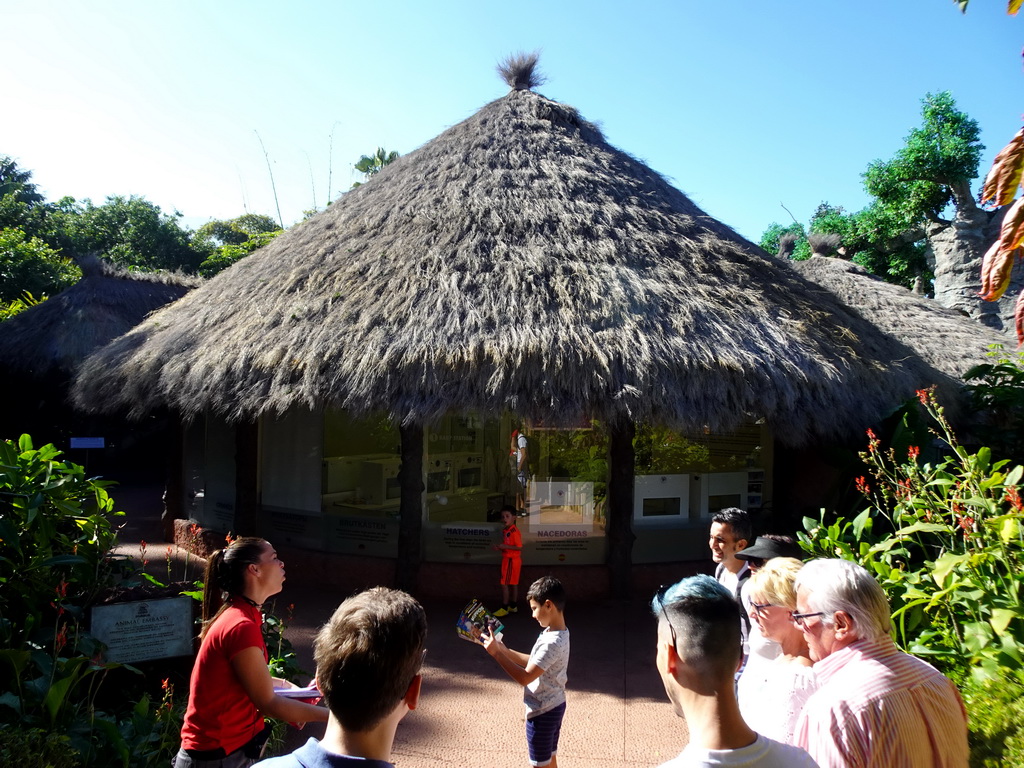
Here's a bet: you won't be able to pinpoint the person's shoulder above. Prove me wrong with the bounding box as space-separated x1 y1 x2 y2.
256 738 395 768
759 735 818 765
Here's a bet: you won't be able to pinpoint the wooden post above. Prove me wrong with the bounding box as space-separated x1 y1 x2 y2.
606 419 636 599
235 420 260 535
396 423 425 592
162 417 185 542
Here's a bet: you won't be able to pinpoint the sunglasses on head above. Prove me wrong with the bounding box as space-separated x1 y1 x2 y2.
655 584 679 651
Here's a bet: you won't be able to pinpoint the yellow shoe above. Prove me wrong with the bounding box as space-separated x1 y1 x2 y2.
493 606 509 617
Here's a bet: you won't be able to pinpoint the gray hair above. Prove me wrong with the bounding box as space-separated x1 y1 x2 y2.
794 559 892 642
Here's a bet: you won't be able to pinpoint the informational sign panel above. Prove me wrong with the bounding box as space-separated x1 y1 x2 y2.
91 596 193 663
423 523 497 562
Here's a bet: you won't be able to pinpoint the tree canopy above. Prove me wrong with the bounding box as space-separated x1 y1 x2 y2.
0 154 283 316
351 147 400 188
760 92 984 291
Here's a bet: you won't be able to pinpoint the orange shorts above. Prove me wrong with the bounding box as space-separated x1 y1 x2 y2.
500 556 522 586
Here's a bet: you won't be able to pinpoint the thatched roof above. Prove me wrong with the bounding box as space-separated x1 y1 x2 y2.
72 71 970 445
0 256 197 378
789 256 1006 380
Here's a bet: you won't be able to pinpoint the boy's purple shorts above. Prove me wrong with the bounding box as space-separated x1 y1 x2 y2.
526 701 565 767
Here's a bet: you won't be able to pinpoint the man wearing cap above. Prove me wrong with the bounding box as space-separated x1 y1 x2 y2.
735 534 803 575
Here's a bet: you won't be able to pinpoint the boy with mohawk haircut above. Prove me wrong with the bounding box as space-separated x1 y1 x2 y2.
256 587 427 768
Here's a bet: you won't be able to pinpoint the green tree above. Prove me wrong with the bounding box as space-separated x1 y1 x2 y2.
0 228 80 303
0 156 44 207
863 92 982 230
43 195 204 273
760 93 995 300
193 213 282 277
193 213 280 248
351 147 400 188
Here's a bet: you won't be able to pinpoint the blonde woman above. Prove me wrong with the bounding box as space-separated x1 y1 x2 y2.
736 557 818 745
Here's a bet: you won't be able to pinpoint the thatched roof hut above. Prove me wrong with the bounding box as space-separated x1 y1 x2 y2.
789 256 1006 381
0 255 197 379
73 60 960 446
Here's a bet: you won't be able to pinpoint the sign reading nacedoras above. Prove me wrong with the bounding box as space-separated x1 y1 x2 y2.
91 596 193 663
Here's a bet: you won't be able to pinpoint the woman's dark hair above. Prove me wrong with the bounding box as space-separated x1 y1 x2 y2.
199 536 266 639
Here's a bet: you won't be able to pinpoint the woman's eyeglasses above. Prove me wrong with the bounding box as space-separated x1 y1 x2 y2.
750 601 775 615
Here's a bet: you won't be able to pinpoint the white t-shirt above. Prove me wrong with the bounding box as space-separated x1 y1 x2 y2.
524 628 569 718
738 659 818 744
657 733 819 767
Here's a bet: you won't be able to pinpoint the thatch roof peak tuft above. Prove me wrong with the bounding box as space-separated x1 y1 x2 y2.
777 233 798 259
807 233 841 258
497 51 546 91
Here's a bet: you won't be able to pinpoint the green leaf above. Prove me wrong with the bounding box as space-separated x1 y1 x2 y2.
894 521 949 536
35 554 87 569
931 552 968 587
964 621 996 654
851 508 872 539
977 446 992 472
1006 465 1024 487
1000 516 1021 543
990 608 1018 636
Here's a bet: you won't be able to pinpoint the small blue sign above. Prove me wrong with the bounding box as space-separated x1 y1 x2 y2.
70 437 105 449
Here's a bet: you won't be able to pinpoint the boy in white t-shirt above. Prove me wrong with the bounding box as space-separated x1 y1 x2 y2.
651 575 818 768
482 576 569 768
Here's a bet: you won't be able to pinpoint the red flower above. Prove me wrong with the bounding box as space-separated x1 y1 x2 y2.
908 446 920 461
866 429 880 453
55 623 68 654
1006 486 1024 512
916 388 931 405
855 476 871 495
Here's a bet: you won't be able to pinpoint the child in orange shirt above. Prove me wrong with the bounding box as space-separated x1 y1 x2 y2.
493 505 522 617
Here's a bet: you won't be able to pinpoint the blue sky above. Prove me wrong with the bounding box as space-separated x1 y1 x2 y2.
3 1 1019 242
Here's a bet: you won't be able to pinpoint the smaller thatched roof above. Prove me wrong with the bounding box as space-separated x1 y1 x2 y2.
788 256 1007 381
0 256 198 379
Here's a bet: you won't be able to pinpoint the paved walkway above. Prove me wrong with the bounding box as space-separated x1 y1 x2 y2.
111 485 687 767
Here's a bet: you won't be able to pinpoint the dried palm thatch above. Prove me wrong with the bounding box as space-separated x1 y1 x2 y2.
789 256 1005 380
807 233 841 258
73 73 968 445
0 255 197 378
777 233 798 259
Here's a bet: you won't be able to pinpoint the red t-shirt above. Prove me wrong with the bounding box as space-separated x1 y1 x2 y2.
180 601 268 754
502 523 522 559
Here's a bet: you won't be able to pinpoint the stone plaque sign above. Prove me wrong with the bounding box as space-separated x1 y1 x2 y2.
91 596 193 663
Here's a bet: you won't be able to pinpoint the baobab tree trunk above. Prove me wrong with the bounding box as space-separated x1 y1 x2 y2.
928 185 1015 336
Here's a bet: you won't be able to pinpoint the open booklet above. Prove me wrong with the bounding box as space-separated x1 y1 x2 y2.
273 683 320 699
456 598 505 645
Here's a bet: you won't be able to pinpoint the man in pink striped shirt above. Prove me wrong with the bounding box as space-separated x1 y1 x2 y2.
792 559 968 768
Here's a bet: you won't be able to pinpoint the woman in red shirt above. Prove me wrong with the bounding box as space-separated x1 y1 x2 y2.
173 537 328 767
